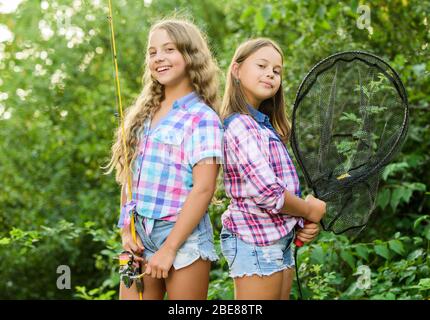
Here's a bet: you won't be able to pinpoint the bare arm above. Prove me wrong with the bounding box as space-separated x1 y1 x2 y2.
280 191 326 223
163 158 219 252
144 158 219 278
280 190 310 218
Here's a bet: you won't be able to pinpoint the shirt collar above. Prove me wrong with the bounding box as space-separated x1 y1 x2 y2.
247 105 270 125
173 91 200 110
247 105 283 141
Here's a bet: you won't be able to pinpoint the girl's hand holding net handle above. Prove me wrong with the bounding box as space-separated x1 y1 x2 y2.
295 195 326 247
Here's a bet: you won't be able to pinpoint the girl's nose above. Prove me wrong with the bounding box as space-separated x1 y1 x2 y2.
154 53 166 63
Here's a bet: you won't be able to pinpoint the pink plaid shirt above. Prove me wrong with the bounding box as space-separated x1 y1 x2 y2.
222 106 303 246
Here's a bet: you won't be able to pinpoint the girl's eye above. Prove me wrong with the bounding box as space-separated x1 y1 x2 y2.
274 70 281 75
149 51 156 56
166 47 175 52
257 64 265 68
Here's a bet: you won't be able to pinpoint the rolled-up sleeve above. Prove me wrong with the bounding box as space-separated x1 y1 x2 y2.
187 112 224 167
225 118 286 214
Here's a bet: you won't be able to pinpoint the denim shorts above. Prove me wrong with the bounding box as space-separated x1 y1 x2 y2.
134 213 219 270
220 227 295 278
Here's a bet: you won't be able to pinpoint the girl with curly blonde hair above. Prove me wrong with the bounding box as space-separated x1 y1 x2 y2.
105 18 223 300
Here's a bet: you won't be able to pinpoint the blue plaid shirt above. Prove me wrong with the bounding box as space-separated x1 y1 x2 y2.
119 91 223 234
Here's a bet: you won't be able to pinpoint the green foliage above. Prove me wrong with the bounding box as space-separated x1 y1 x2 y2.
0 0 429 299
74 286 117 300
293 215 430 300
0 219 121 299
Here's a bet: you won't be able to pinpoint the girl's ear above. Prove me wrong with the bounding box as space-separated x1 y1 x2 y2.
231 62 240 80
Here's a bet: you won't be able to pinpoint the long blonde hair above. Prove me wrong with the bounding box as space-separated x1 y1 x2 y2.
220 38 291 145
104 18 220 185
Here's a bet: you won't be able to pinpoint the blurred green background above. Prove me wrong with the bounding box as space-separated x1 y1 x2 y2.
0 0 429 299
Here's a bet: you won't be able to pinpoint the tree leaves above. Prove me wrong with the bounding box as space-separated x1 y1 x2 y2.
377 188 390 209
388 240 405 256
340 250 356 269
340 112 361 124
355 244 370 261
374 244 390 260
382 162 409 181
310 244 325 264
377 183 427 211
391 188 406 211
254 4 272 32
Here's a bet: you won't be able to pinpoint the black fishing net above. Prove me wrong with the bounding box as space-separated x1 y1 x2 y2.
291 51 409 236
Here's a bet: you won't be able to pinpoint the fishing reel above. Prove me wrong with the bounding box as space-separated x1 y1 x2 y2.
118 250 144 291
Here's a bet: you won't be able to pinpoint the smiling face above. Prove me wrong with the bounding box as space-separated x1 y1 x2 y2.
233 45 282 108
147 28 189 87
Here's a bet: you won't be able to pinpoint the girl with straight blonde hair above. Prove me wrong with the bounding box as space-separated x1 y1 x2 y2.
220 38 326 300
